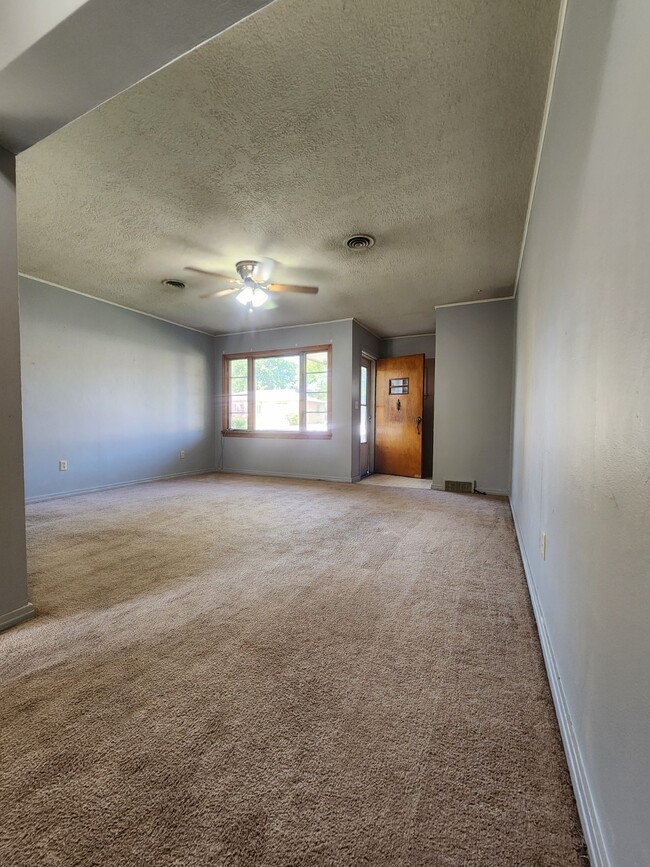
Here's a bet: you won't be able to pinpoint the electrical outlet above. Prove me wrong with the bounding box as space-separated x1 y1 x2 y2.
179 450 185 460
59 460 68 471
540 531 547 560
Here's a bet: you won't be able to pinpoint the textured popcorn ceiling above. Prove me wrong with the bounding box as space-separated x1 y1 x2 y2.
17 0 560 336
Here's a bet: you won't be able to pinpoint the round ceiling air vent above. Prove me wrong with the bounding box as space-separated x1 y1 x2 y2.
346 234 375 250
162 278 186 289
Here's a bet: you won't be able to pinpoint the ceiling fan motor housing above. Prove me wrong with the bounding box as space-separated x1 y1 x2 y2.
235 260 260 281
190 258 317 298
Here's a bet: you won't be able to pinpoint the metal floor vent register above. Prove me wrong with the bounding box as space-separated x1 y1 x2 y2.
444 480 474 494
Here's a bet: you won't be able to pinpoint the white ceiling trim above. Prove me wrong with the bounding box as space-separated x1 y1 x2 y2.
18 273 215 336
217 317 356 338
435 296 515 310
513 0 570 297
380 332 436 340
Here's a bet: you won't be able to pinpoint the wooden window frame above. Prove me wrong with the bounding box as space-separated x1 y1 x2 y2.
223 344 332 440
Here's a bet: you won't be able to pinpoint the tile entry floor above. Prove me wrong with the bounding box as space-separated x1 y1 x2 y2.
358 474 433 489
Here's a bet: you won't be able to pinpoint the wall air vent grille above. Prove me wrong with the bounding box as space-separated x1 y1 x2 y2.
346 234 375 250
445 480 474 494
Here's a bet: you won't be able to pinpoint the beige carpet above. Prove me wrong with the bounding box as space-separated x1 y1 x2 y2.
1 474 587 866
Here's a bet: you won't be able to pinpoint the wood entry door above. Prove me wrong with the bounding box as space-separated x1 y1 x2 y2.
375 354 425 478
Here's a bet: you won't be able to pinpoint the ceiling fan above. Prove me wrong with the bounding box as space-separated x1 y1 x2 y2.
185 259 318 309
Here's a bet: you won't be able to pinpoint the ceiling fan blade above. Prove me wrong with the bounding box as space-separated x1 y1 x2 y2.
267 283 319 295
200 286 240 299
253 257 276 283
185 267 239 282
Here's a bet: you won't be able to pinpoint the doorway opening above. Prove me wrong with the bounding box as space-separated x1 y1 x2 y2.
361 353 434 482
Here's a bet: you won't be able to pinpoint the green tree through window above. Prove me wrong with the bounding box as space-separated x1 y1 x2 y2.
254 357 299 390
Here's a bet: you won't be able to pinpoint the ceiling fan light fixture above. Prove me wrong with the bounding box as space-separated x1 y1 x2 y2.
191 259 317 303
236 285 268 308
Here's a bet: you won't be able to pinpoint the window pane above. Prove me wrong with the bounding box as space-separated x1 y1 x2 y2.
254 355 300 431
360 366 367 406
306 411 328 432
230 413 248 430
306 351 328 372
230 358 247 378
306 351 329 395
229 360 248 430
306 351 329 433
360 413 367 444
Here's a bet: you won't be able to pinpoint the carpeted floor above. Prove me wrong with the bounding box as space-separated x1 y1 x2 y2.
0 474 587 866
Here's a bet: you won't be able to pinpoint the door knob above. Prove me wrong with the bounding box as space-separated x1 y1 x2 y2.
416 415 422 435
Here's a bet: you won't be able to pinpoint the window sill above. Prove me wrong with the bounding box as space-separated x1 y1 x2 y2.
222 430 332 440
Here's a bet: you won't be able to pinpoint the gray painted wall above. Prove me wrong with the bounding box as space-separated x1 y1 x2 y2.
433 300 514 494
0 0 88 71
379 334 436 359
0 148 31 629
215 321 353 482
20 278 216 500
511 1 650 864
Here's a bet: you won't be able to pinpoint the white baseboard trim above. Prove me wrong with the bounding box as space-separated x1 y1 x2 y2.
431 483 510 496
509 500 610 867
25 468 217 503
218 468 353 484
0 602 35 633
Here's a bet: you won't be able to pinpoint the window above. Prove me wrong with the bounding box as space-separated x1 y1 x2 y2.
223 345 332 438
360 362 368 444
